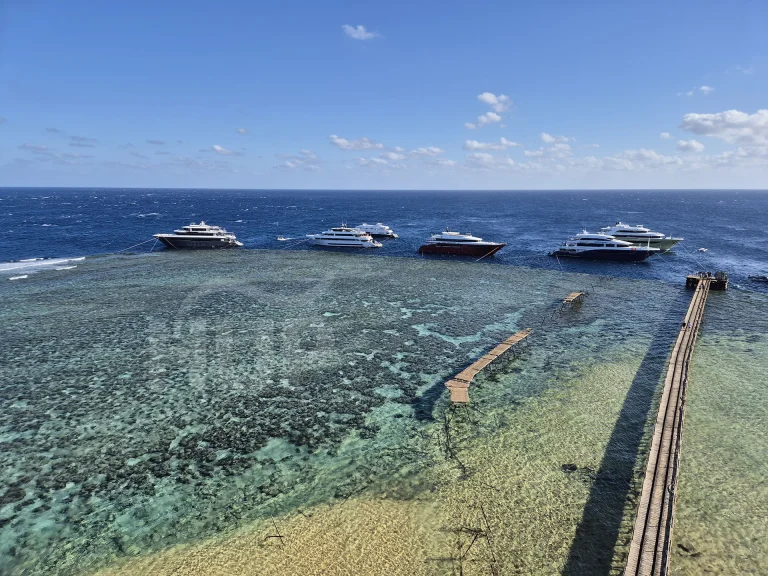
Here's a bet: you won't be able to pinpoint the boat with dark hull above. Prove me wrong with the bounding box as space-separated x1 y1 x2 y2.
418 230 505 257
550 231 659 262
154 222 243 249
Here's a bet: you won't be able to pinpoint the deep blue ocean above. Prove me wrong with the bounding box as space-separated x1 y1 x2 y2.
1 188 766 290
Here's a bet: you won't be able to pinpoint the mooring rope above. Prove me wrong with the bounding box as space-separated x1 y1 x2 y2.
116 238 157 253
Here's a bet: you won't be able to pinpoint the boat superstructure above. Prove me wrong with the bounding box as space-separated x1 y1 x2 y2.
355 223 398 238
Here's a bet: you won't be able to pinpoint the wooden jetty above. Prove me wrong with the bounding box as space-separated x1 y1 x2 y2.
686 271 728 291
624 275 718 576
562 291 586 305
445 328 532 404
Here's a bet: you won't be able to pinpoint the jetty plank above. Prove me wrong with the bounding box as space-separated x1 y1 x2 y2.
444 328 532 404
624 277 712 576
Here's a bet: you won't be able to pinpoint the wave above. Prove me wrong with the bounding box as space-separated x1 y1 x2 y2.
0 257 86 273
136 212 161 217
9 275 28 280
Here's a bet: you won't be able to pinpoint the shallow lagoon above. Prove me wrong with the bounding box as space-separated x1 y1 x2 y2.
1 250 765 575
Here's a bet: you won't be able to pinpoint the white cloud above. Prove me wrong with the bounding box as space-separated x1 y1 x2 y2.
213 144 240 156
465 122 477 130
539 132 572 143
342 24 379 40
146 139 165 145
236 127 248 134
463 137 521 151
477 92 511 113
465 152 519 170
677 139 705 152
466 152 494 165
381 151 406 161
356 157 388 166
734 65 754 75
19 143 48 152
275 149 319 170
709 145 768 168
525 142 572 159
660 132 672 139
476 112 502 127
677 90 695 97
329 134 384 150
410 146 445 157
602 149 682 171
699 85 714 95
680 109 768 146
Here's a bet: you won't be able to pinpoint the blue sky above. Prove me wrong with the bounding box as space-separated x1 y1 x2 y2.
1 0 766 189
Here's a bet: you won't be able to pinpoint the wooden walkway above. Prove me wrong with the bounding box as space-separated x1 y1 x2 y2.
445 328 532 404
562 291 586 305
624 277 712 576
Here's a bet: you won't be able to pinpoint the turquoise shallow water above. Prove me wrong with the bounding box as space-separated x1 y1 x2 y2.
0 250 764 575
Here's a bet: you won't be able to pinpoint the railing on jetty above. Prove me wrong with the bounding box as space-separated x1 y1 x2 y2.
445 328 532 404
624 275 719 576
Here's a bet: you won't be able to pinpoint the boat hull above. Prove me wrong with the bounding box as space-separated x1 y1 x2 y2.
418 243 505 257
308 240 382 248
551 249 654 262
155 236 242 249
619 237 682 251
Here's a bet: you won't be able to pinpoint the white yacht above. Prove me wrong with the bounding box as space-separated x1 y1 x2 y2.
550 231 659 262
354 223 398 238
154 222 243 249
306 226 383 248
599 222 683 251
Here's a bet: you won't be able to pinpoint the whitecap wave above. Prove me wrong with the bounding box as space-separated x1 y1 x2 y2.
9 275 28 280
0 257 86 273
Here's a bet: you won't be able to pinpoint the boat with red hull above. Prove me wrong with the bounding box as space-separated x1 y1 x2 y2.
418 230 506 257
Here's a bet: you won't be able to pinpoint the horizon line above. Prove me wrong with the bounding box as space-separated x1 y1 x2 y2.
2 186 768 192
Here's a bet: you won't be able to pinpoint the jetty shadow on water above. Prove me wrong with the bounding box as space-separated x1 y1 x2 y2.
563 293 689 576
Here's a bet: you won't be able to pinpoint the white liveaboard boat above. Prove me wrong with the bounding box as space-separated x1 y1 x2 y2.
354 223 398 238
599 222 683 251
306 226 383 248
154 222 243 249
550 231 659 262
